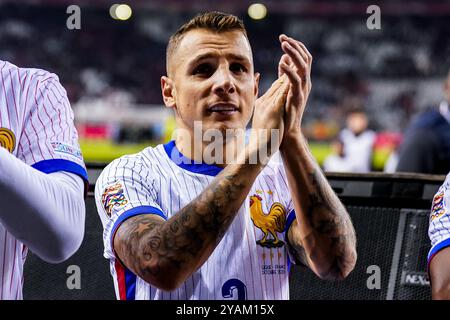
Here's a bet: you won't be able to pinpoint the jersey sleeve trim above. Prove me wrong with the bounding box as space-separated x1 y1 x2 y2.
427 237 450 269
284 209 296 236
32 159 89 196
284 209 297 268
32 158 88 181
110 205 168 251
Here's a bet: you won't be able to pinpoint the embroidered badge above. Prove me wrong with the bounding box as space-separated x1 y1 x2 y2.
0 128 15 153
50 141 83 160
430 190 446 222
249 193 286 248
101 182 128 217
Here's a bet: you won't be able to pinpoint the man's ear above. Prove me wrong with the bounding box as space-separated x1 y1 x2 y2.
161 76 176 108
254 72 260 98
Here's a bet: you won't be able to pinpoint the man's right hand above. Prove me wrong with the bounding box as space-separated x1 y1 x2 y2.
248 74 290 163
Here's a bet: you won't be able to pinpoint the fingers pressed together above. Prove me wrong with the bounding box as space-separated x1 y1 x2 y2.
278 34 312 90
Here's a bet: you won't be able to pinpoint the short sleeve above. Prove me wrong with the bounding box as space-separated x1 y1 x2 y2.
95 155 167 259
18 71 87 184
428 173 450 265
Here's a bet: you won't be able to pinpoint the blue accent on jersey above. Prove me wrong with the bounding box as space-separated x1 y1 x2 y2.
222 278 247 300
163 140 223 176
32 159 89 197
110 205 168 248
284 209 296 236
428 237 450 263
32 158 88 182
125 268 137 300
284 209 298 268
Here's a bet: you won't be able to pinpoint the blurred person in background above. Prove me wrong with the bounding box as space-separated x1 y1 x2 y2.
323 138 353 172
396 70 450 175
337 107 376 173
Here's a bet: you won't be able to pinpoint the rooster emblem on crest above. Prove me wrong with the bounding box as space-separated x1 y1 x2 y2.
249 194 286 248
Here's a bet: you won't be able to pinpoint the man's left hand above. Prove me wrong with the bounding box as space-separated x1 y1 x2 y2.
278 34 312 141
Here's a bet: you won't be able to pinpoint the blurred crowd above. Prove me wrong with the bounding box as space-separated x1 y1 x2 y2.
1 3 450 174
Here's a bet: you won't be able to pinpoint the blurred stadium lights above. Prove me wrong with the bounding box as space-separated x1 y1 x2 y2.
109 3 132 21
248 3 267 20
109 3 119 19
3 1 450 16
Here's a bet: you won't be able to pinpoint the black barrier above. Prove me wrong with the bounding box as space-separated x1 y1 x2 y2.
23 196 115 300
290 172 444 300
23 169 445 300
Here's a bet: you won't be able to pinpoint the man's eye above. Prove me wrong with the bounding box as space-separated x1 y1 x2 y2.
193 64 213 75
230 63 246 73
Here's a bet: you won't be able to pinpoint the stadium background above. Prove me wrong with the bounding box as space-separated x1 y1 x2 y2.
1 0 449 300
3 0 450 168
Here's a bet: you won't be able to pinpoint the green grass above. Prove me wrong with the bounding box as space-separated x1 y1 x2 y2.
80 140 155 163
80 140 388 170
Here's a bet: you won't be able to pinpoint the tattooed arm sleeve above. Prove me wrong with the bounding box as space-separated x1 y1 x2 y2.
280 134 357 281
111 160 264 291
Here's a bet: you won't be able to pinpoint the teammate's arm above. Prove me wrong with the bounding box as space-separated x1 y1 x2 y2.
428 174 450 299
278 34 357 280
429 247 450 299
0 147 85 263
114 76 289 291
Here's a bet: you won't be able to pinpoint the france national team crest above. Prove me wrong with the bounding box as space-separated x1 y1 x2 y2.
249 191 286 248
430 190 445 221
249 190 288 276
0 128 15 153
101 182 128 217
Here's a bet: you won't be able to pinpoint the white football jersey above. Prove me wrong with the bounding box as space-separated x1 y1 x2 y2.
95 141 298 300
0 60 88 299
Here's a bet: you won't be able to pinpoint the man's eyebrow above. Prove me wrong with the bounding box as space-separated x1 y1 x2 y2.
227 53 251 64
187 53 215 66
188 52 251 66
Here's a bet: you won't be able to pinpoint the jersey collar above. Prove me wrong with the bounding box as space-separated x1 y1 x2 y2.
163 140 223 176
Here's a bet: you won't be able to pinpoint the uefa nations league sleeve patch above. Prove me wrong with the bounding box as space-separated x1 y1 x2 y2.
101 181 128 217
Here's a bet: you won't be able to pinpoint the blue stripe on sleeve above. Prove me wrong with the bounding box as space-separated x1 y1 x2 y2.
284 209 296 236
284 209 297 267
110 205 168 248
32 159 88 182
428 237 450 264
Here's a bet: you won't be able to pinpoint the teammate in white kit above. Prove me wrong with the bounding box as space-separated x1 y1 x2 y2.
0 60 87 299
95 12 357 300
428 172 450 299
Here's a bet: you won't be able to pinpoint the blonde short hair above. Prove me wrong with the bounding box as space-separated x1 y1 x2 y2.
166 11 248 75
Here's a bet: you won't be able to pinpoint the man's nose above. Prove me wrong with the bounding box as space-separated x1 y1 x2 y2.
212 67 236 95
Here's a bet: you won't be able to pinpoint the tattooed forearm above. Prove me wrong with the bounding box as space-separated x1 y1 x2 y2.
280 135 357 281
301 167 356 280
306 169 355 241
114 163 263 290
